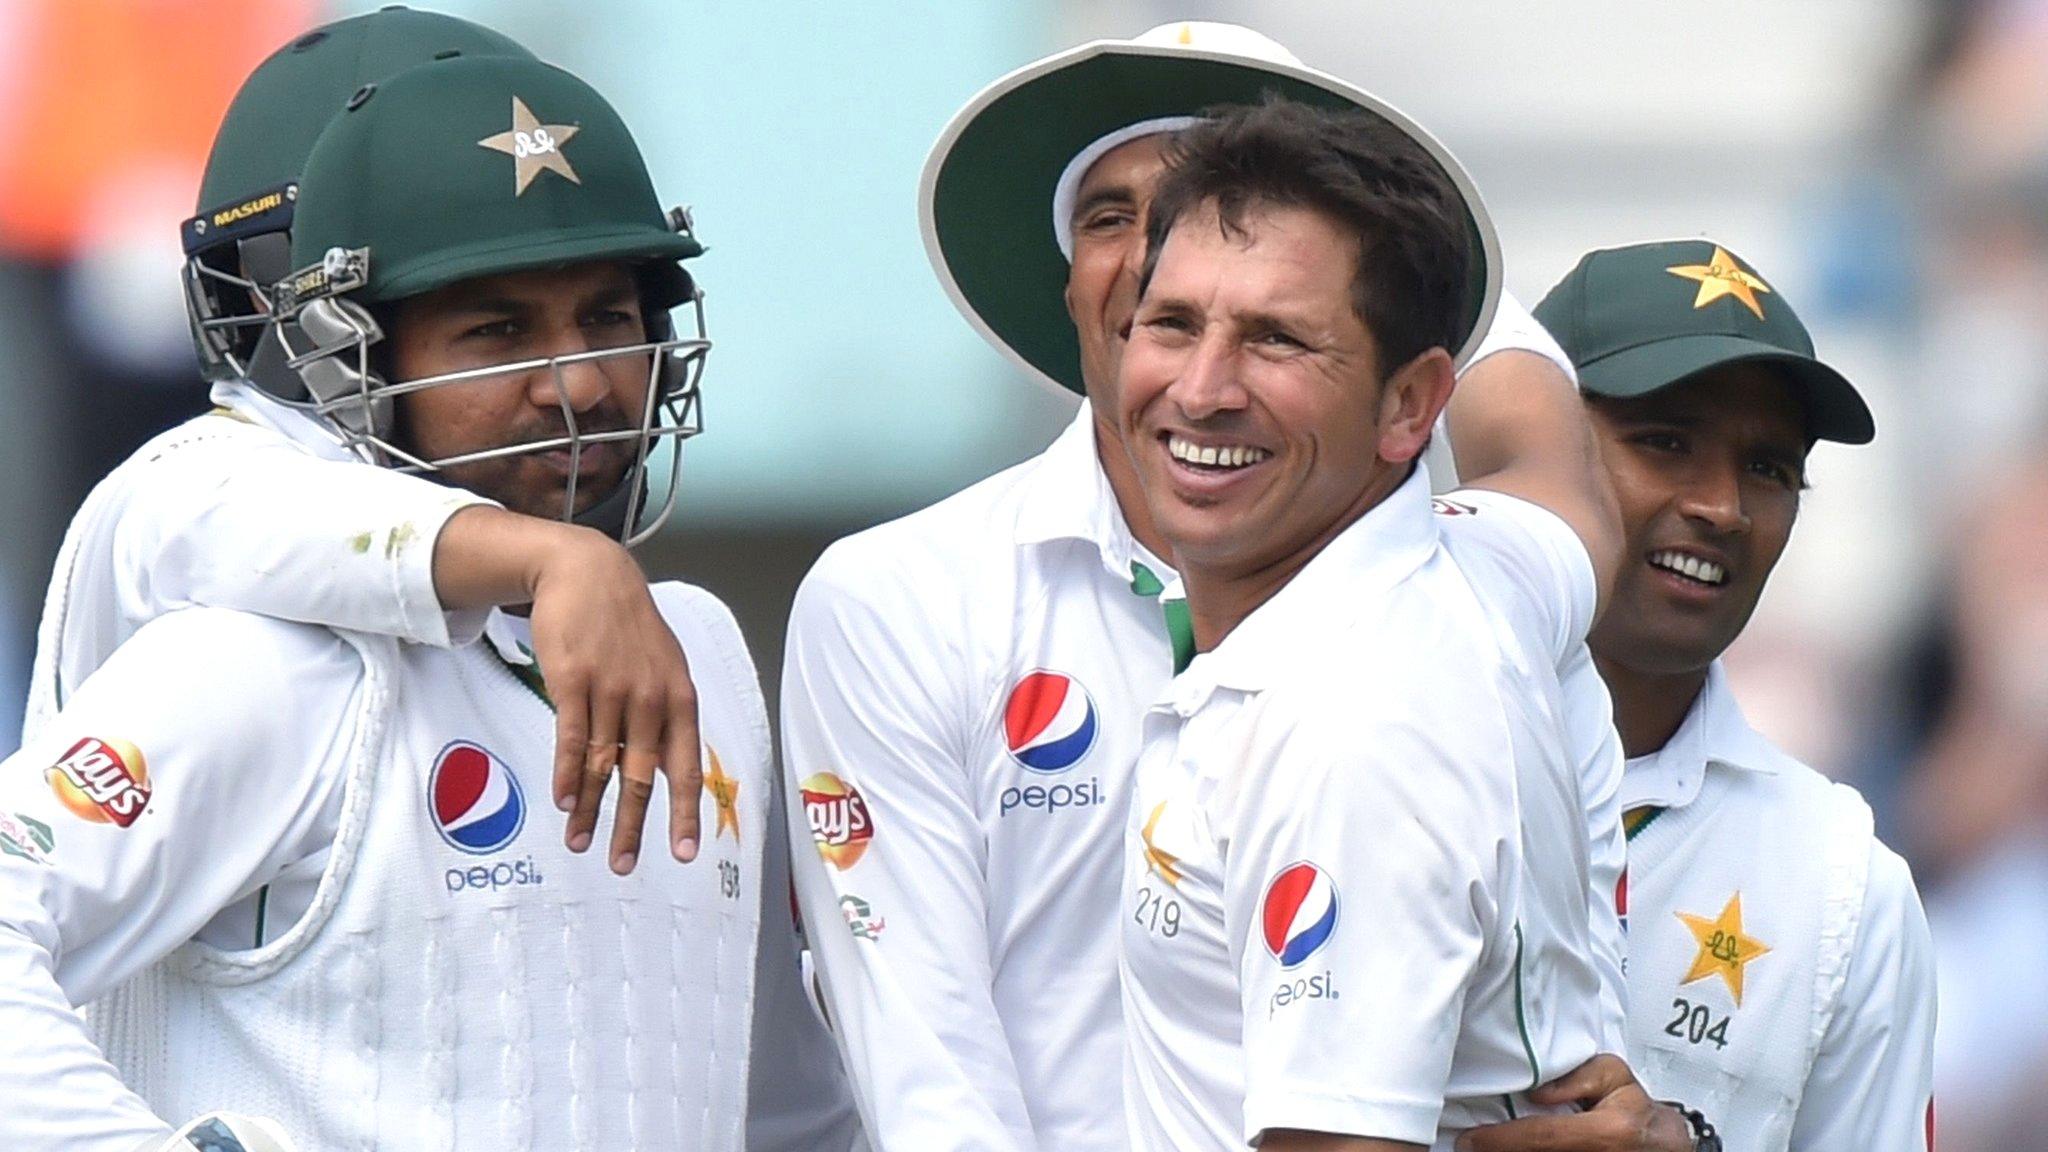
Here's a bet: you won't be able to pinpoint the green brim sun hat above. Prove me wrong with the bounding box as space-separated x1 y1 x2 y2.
919 20 1501 399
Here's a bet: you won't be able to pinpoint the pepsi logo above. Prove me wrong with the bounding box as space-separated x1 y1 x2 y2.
1261 861 1339 968
429 740 527 855
1616 867 1629 937
1002 670 1099 773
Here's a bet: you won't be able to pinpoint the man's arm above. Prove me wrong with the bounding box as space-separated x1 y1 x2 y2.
100 418 698 872
1453 1055 1696 1152
1443 295 1622 611
1230 694 1510 1149
1787 841 1939 1151
1262 1132 1420 1151
744 769 862 1152
780 541 1036 1152
0 608 356 1150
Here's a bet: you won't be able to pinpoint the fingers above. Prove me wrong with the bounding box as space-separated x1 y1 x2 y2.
664 685 703 864
550 667 592 815
1528 1052 1637 1106
1456 1112 1637 1152
567 697 621 855
606 688 667 874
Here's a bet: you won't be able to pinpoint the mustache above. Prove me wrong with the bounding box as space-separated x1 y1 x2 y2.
503 400 638 448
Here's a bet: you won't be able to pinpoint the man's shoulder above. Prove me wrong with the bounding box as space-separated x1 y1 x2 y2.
1252 622 1515 762
119 407 305 471
1723 742 1871 823
801 453 1046 603
99 606 362 705
1437 488 1594 595
646 581 748 657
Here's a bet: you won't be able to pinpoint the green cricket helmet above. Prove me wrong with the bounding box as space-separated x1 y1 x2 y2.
182 6 536 385
268 52 709 545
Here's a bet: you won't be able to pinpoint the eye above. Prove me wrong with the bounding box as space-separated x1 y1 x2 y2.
1139 312 1195 335
1255 330 1307 352
1077 206 1137 235
461 318 520 341
1633 430 1686 453
1748 458 1804 490
582 308 638 329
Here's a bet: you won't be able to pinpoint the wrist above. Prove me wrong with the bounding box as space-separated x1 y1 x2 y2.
523 519 613 602
436 506 593 609
1657 1100 1721 1152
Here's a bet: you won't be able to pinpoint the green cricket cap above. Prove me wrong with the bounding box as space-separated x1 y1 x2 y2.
1534 238 1874 444
196 6 533 216
289 53 701 307
921 21 1499 398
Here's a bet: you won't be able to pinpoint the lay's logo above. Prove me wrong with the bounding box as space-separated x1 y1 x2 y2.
801 773 874 870
47 738 152 827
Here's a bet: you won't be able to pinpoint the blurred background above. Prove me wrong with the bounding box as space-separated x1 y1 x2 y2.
0 0 2041 1144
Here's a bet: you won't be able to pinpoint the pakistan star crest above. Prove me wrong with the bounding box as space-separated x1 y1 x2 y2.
477 96 581 195
1665 245 1773 320
1676 891 1772 1005
705 747 741 843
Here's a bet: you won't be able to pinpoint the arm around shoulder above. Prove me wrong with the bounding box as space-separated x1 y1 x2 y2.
1443 349 1621 612
114 427 492 646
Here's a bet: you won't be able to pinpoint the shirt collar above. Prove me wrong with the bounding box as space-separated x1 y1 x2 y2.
1619 661 1782 811
481 610 535 666
210 378 359 464
1171 463 1439 707
1013 404 1162 583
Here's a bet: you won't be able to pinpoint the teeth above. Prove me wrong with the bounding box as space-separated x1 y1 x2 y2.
1649 550 1727 586
1167 436 1271 469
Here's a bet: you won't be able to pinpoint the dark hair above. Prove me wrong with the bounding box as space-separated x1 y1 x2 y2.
1141 95 1473 376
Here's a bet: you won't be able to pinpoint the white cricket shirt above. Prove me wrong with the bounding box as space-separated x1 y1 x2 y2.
0 592 855 1151
782 292 1622 1152
1118 465 1611 1151
1619 663 1936 1151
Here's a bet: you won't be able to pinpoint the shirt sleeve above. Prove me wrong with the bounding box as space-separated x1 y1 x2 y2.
1229 693 1516 1146
108 415 492 650
1439 488 1598 660
0 607 359 1151
1788 840 1938 1151
779 539 1036 1152
746 768 864 1152
1464 290 1577 384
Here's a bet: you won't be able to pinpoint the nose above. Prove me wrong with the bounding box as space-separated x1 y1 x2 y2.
527 328 612 416
1116 225 1148 292
1170 331 1247 421
1676 461 1751 537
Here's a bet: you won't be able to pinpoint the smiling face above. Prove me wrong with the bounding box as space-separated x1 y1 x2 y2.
1064 133 1173 409
1585 362 1810 676
387 260 654 520
1118 199 1451 584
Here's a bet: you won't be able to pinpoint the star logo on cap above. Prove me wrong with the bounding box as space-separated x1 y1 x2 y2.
477 96 581 196
1665 245 1773 320
1676 891 1772 1005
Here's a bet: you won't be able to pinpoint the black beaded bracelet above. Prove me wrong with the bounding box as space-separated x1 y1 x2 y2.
1660 1100 1722 1152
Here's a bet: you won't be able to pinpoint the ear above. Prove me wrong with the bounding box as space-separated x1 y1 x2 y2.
1375 347 1456 464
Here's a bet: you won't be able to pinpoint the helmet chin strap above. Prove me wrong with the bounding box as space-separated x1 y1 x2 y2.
570 472 645 540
